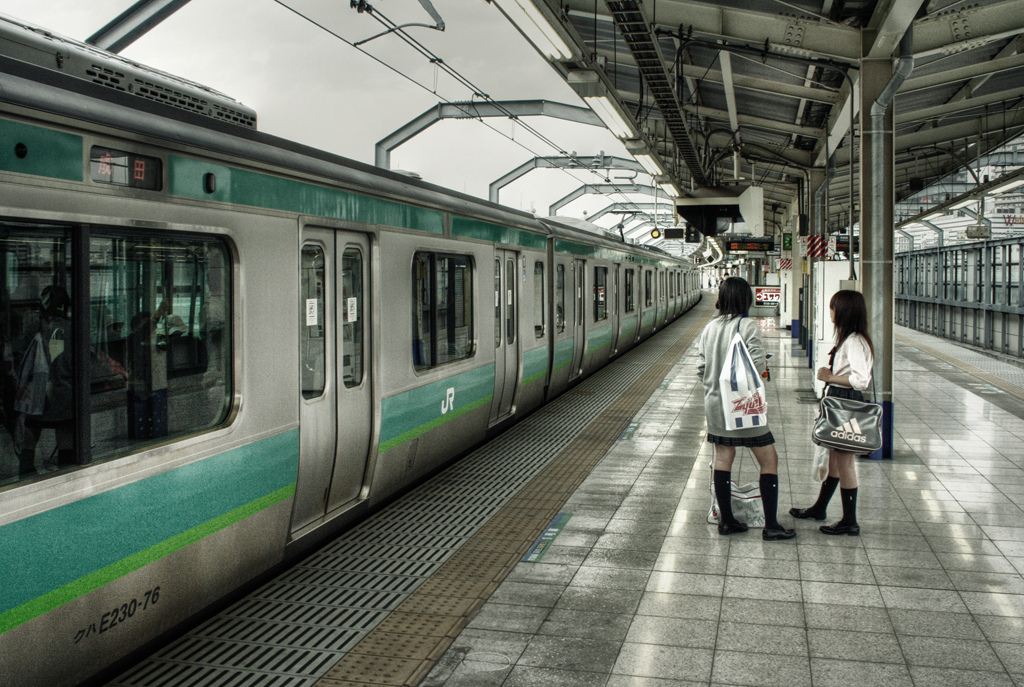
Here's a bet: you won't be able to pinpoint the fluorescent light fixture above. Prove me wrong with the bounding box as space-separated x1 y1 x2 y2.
991 178 1024 195
492 0 574 61
658 182 681 197
583 95 636 139
923 212 943 221
950 198 977 210
634 153 664 176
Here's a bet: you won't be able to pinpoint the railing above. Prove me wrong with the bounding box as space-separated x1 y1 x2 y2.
895 235 1024 358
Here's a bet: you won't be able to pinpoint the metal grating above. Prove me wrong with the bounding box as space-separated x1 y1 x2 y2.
106 303 711 686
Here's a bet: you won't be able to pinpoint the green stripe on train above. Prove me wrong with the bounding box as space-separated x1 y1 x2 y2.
522 346 549 385
587 324 614 354
168 156 444 233
452 217 546 249
380 365 495 453
553 338 574 372
619 314 639 339
0 118 83 181
0 429 299 635
0 484 294 635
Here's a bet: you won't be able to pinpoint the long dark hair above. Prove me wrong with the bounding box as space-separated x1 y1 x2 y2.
716 276 752 318
831 290 874 356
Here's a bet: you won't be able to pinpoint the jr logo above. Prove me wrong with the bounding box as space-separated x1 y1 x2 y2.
441 387 455 414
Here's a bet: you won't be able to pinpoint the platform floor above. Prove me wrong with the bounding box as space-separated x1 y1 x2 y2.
421 303 1024 687
108 293 1024 687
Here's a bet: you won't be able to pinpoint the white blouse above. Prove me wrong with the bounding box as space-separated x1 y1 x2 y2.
831 333 873 391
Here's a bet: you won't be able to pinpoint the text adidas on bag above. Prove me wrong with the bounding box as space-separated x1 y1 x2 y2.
830 418 867 443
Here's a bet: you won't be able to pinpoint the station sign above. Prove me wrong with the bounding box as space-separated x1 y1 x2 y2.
832 234 859 254
755 287 781 306
725 237 774 253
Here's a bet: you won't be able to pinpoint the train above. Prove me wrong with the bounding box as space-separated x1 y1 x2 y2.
0 14 700 687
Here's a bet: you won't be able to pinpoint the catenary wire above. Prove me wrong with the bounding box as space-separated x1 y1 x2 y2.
270 0 660 223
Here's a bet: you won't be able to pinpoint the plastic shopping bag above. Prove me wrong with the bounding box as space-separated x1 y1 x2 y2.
14 333 48 417
706 463 765 527
718 323 767 431
812 443 830 482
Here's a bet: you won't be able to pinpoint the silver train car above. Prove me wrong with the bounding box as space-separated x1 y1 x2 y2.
0 15 700 687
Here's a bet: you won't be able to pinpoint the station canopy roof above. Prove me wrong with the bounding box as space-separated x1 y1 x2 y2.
490 0 1024 236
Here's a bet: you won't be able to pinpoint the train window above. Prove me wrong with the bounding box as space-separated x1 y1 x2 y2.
0 224 233 485
505 258 515 345
413 252 473 370
0 225 73 483
90 233 231 458
645 271 653 307
624 269 635 312
301 245 326 399
341 248 363 388
555 264 565 333
669 271 674 298
493 259 500 349
594 266 608 321
533 261 544 338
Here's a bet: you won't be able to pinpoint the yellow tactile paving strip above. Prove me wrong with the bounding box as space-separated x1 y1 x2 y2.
316 305 716 687
895 331 1024 403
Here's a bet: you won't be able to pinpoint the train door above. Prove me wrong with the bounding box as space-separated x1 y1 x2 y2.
634 267 643 344
611 264 621 354
490 249 519 423
569 258 586 379
294 228 372 534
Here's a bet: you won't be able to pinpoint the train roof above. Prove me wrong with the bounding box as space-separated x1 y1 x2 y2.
0 13 256 130
0 19 686 265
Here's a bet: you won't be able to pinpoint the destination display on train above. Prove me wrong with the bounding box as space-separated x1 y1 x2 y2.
90 146 162 190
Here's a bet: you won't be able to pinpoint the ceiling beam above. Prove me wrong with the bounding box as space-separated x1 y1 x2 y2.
912 0 1024 58
895 85 1024 126
86 0 192 53
682 104 824 140
900 50 1024 95
720 50 741 143
566 0 861 63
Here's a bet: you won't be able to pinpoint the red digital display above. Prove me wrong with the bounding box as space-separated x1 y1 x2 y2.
90 146 162 190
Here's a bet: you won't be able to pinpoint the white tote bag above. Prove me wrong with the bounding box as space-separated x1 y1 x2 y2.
718 320 767 431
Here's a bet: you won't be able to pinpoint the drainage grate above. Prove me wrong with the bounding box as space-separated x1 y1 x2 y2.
112 661 318 686
192 617 362 651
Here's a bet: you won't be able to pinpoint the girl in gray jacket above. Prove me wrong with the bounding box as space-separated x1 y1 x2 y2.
697 277 795 541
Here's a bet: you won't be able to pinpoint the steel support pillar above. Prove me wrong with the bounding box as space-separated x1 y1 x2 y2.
860 57 895 459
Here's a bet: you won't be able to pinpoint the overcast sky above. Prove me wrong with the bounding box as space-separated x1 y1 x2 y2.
0 0 669 227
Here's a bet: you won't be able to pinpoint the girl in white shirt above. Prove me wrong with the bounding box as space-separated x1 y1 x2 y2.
790 290 874 536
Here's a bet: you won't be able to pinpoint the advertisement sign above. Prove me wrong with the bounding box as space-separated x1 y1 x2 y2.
755 287 781 306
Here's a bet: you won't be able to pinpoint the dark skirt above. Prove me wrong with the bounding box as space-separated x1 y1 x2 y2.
707 431 775 447
824 384 865 402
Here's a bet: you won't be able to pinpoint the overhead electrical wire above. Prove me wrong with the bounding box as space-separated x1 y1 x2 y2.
270 0 660 225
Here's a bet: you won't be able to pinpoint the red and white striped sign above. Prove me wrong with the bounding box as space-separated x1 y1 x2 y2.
806 235 827 258
779 258 793 270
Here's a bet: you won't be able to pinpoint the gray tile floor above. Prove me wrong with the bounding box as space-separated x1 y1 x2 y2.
423 316 1024 687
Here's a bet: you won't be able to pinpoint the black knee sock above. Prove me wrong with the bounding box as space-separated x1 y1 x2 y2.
838 487 858 525
759 473 780 529
714 470 737 524
810 476 840 515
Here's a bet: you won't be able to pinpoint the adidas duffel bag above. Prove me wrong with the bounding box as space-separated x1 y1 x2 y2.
812 396 883 453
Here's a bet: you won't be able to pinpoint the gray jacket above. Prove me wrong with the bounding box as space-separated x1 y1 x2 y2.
696 315 770 437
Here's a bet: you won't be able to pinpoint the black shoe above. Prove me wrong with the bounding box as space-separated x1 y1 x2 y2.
820 522 860 536
717 520 749 535
762 526 796 541
789 507 826 521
